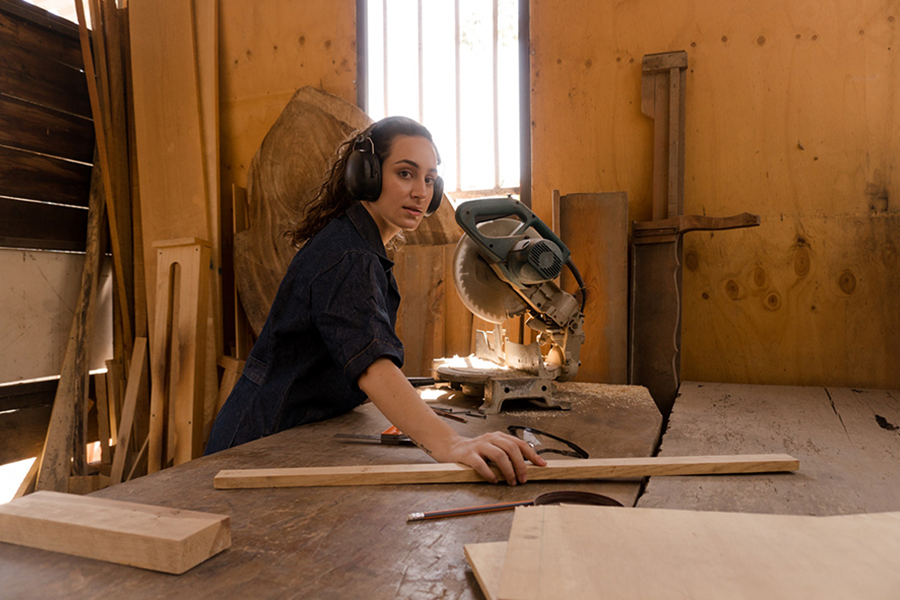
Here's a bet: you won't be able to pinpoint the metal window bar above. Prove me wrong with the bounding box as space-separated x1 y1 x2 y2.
369 0 520 198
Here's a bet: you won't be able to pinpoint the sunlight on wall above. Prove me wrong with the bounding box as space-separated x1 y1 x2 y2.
0 458 36 505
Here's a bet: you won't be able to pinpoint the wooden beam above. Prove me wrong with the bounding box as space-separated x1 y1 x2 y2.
109 336 148 485
213 454 800 489
0 491 230 574
35 157 105 492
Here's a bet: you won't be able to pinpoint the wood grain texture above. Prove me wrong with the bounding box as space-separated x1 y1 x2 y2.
129 0 210 338
0 94 93 162
640 382 900 515
35 160 104 491
498 504 900 600
0 491 230 574
214 454 798 489
148 240 211 472
529 1 900 389
234 86 462 336
0 28 89 116
0 145 91 206
465 542 506 600
559 192 628 383
0 383 660 599
109 336 147 485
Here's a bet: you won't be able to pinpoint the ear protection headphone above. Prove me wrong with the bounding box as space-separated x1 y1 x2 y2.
344 126 444 217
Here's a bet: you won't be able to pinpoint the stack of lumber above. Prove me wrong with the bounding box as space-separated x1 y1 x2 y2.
30 0 227 495
468 504 900 600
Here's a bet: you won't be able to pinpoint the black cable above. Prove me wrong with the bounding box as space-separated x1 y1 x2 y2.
565 259 587 312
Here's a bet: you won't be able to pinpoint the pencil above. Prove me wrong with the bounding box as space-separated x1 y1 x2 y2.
407 499 533 522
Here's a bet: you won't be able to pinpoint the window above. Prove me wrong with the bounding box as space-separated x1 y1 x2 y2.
359 0 528 202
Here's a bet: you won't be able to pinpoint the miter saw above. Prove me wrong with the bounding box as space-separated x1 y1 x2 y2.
434 198 586 414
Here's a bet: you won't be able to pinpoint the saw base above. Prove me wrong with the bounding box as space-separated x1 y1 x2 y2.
434 360 569 415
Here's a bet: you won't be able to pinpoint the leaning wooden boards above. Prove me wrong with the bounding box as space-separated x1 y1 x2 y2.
214 454 799 489
0 491 230 574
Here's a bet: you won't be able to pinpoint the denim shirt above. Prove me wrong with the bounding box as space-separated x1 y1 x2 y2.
205 203 404 453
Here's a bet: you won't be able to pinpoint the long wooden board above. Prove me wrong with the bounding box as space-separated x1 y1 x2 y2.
0 491 230 574
214 454 799 489
498 504 900 600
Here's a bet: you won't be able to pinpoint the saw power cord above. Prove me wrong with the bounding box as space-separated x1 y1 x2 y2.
565 259 587 312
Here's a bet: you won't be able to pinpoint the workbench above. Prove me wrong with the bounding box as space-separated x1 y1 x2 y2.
0 382 662 600
639 381 900 515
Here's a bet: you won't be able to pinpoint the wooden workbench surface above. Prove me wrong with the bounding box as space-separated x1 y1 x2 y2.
639 381 900 515
0 383 661 600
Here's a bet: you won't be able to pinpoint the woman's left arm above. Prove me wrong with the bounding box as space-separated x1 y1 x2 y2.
357 357 546 485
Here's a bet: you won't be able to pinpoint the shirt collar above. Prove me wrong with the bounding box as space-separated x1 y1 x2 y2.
346 202 393 268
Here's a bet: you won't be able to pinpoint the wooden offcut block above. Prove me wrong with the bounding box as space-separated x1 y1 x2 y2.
0 491 230 574
214 454 799 489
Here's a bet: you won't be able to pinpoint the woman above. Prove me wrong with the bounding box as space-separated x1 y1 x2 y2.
206 116 544 484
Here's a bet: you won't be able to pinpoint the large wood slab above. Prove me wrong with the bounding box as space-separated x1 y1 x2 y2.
214 454 797 489
0 491 230 574
498 504 900 600
0 383 660 599
640 382 900 515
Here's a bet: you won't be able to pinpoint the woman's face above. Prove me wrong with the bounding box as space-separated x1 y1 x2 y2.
362 135 439 244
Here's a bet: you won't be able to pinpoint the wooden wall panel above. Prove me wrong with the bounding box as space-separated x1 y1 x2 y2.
0 145 91 206
0 94 93 162
531 0 900 389
218 0 357 193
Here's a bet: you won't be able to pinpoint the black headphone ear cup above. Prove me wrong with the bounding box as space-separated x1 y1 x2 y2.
345 140 382 200
424 175 444 217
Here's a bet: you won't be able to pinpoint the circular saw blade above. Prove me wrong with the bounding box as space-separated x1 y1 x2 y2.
452 218 529 324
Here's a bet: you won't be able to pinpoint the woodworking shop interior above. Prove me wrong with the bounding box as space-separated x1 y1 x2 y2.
1 0 899 597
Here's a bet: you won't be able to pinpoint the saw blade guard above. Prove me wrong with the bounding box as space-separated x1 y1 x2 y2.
452 217 530 324
454 198 572 289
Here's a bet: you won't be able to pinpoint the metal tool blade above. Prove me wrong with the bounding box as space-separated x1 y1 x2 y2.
451 218 529 324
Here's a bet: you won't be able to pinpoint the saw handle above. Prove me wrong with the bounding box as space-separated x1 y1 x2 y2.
455 198 572 265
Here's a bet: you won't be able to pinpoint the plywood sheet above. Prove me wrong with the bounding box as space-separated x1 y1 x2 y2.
529 1 900 389
498 504 900 600
559 192 628 383
0 491 230 574
465 541 507 600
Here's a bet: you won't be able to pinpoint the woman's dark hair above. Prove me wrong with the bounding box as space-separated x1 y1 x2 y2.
289 116 438 247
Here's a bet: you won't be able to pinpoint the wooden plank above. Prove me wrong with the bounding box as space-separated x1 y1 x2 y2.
94 372 112 466
129 0 210 338
498 504 900 600
0 34 90 116
559 192 628 384
640 382 900 515
0 5 82 67
109 336 148 485
229 184 253 359
0 146 91 207
74 0 133 352
465 542 506 600
0 491 230 574
0 94 93 162
213 454 799 489
442 242 474 358
394 244 446 377
148 240 211 472
0 197 87 252
35 159 105 492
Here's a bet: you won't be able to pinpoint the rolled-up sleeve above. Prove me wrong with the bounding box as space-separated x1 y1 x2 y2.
309 252 404 388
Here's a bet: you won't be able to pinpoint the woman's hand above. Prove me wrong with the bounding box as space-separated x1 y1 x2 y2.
358 357 547 485
441 431 547 485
